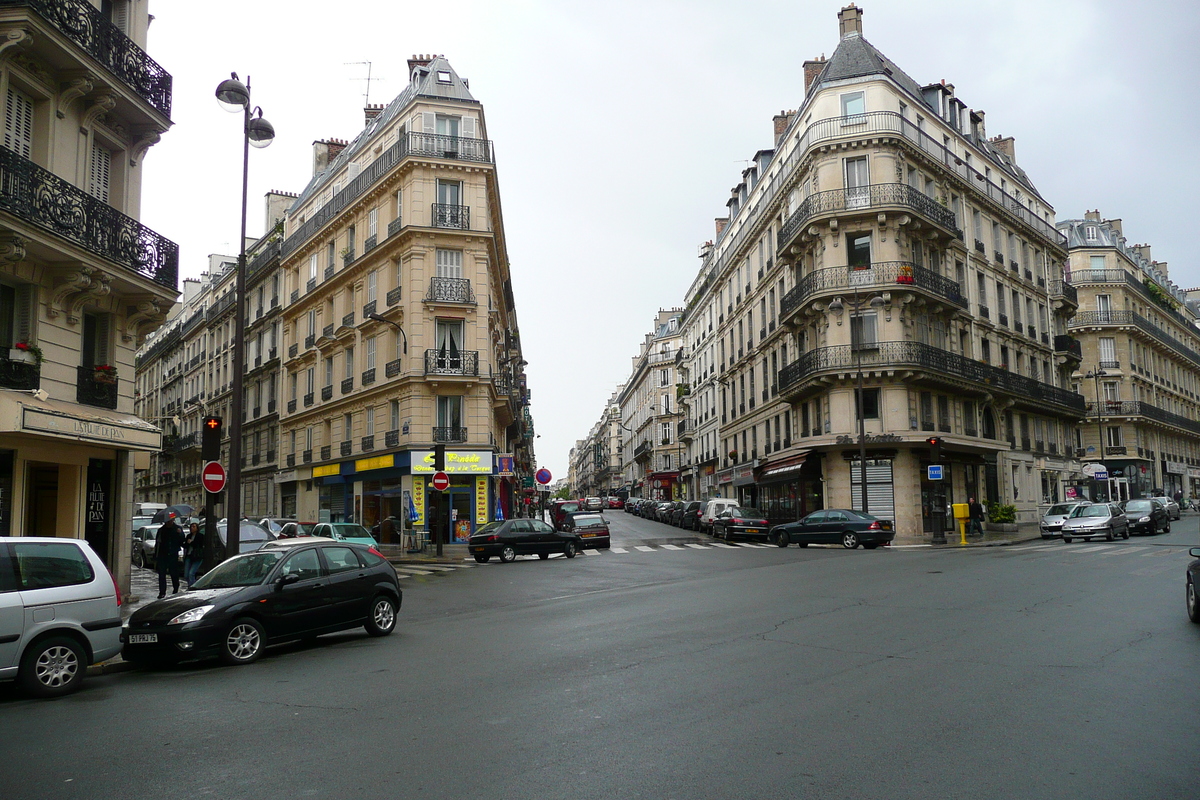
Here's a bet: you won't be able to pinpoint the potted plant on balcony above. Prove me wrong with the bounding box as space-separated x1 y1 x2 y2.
896 264 914 285
92 364 118 384
10 340 43 365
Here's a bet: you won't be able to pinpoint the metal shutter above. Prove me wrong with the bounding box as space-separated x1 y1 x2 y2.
850 459 895 522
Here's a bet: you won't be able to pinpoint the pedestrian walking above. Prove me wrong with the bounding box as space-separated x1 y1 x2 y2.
968 497 985 536
183 521 204 587
156 515 184 599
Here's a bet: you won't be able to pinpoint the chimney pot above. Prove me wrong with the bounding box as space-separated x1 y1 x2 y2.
838 4 864 39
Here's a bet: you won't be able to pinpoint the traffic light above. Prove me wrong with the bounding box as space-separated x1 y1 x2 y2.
926 436 943 463
202 415 223 462
433 443 445 471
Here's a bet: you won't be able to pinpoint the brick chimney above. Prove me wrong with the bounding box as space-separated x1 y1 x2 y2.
407 53 435 72
990 135 1016 163
364 103 385 125
311 138 348 176
1084 209 1102 222
838 4 864 38
715 218 730 238
772 109 796 146
803 56 826 95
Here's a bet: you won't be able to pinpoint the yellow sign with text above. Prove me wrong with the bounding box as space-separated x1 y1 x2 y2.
411 451 494 474
412 477 425 527
475 476 488 524
312 464 339 478
356 454 395 473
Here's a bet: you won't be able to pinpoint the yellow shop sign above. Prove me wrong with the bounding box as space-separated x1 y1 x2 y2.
411 450 494 474
355 454 396 473
312 464 340 478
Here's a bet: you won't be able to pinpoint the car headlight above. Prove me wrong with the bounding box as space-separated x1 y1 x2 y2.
1138 516 1150 523
168 605 215 625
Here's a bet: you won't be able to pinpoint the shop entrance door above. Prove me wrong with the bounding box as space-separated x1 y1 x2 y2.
449 489 473 543
26 464 58 537
1112 478 1129 503
921 464 952 534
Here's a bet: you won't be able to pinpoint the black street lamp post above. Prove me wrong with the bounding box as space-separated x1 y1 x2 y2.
215 73 274 558
1086 367 1109 501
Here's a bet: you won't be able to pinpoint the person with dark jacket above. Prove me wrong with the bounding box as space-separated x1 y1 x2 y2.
182 521 204 587
968 497 985 536
156 516 184 599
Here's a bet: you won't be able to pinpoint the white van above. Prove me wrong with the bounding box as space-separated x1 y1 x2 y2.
699 498 739 534
135 502 167 517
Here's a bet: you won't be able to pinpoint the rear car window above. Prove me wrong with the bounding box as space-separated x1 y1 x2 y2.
11 542 94 590
322 546 363 573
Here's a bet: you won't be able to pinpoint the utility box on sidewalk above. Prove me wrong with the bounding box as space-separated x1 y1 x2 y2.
951 503 969 521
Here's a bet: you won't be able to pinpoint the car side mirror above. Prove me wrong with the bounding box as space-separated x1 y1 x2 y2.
277 573 300 591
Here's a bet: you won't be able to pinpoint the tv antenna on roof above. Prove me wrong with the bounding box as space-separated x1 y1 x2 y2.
346 61 385 107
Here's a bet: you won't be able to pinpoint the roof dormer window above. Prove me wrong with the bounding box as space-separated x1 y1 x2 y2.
437 70 452 84
1085 226 1098 242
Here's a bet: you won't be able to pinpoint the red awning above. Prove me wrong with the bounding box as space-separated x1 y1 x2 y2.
758 450 812 479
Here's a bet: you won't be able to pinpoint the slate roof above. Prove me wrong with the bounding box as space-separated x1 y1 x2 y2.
289 56 477 214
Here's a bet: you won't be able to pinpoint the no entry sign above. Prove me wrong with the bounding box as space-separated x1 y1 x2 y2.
431 471 450 492
202 460 227 494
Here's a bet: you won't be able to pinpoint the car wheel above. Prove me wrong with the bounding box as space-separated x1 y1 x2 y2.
1105 527 1115 542
1188 579 1200 624
19 635 85 698
132 549 144 568
499 545 517 563
775 530 789 548
1164 521 1171 533
365 596 397 637
1062 536 1072 543
473 554 490 563
220 618 265 665
564 540 578 559
538 553 549 560
1122 527 1130 540
842 532 859 549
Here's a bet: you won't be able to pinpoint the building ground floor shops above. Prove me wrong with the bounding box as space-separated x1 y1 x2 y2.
279 447 505 548
705 438 1079 543
0 390 162 597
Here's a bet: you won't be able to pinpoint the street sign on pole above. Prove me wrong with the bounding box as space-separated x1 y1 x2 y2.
431 471 450 492
201 461 227 494
535 468 552 485
927 464 943 481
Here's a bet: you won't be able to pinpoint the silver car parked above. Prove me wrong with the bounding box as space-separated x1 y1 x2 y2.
0 537 123 697
1061 503 1130 543
1040 501 1091 539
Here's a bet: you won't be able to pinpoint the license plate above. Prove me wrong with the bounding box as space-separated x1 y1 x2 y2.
582 533 597 538
746 529 760 534
127 634 157 644
472 547 485 552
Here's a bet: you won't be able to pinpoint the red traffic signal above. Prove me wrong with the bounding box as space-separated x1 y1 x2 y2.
926 436 943 461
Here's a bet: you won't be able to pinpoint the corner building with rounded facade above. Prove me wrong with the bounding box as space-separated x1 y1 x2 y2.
679 5 1084 541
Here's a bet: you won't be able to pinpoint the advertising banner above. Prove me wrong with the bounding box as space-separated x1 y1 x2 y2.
476 476 489 523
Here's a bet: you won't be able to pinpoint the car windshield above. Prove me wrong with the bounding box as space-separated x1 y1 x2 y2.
1073 505 1111 518
190 551 283 588
331 524 371 537
1046 504 1076 516
730 507 763 517
1124 500 1153 512
572 515 606 528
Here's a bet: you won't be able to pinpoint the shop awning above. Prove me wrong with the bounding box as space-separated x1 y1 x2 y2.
0 390 161 451
758 450 812 479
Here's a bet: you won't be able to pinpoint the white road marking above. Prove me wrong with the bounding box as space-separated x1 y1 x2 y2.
660 544 685 550
1098 546 1146 556
1070 545 1110 553
402 569 435 575
634 545 656 552
709 543 738 549
890 544 933 548
685 543 711 549
610 547 629 553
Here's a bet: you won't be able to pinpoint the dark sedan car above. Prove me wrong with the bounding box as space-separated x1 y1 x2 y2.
1187 547 1200 623
711 506 771 542
680 501 703 531
469 519 580 562
121 539 401 666
772 509 895 549
561 512 611 550
1122 498 1168 535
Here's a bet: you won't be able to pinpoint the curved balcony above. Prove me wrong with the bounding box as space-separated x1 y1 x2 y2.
1053 335 1083 362
779 183 961 255
1086 400 1200 436
780 261 966 321
1068 310 1200 366
778 341 1084 415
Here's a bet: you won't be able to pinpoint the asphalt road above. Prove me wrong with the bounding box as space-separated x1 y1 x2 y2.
3 510 1198 800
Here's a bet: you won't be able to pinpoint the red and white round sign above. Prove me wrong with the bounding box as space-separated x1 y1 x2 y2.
202 460 227 494
430 471 450 492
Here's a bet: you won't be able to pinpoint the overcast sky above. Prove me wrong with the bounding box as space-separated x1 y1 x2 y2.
141 0 1200 483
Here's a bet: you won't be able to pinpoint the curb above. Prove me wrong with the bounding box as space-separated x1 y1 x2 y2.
87 658 138 677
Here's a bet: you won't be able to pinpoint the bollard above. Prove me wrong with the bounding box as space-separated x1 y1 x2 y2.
959 519 968 546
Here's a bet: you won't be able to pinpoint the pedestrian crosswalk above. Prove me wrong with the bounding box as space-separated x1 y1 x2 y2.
456 539 785 564
988 542 1193 563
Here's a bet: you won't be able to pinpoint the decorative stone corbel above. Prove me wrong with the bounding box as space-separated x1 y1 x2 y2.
124 298 165 343
80 94 116 133
0 233 28 264
66 271 111 324
48 267 96 318
0 28 32 63
129 128 162 167
877 212 889 242
57 73 95 119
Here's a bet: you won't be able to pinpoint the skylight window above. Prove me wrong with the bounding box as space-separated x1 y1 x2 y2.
437 70 452 84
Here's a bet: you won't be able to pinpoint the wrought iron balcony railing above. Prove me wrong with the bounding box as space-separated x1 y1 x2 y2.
778 341 1085 414
76 366 117 409
321 386 333 401
424 349 479 376
341 377 353 394
385 359 402 378
1069 310 1200 366
1048 280 1078 305
780 261 966 320
340 441 352 457
431 203 469 230
385 429 400 448
1053 335 1082 360
386 286 402 306
361 435 375 452
779 183 960 253
426 276 475 304
0 356 38 390
1068 268 1195 330
433 426 467 443
0 146 178 288
1086 400 1200 436
0 0 172 118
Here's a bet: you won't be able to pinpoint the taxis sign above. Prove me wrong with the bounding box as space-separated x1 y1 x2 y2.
411 450 494 474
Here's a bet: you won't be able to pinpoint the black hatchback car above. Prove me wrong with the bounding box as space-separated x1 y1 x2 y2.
711 506 771 541
1122 498 1169 535
469 519 581 562
771 509 895 549
121 539 401 666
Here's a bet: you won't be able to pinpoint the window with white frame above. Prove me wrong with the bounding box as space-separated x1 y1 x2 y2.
344 347 354 379
309 254 318 281
366 336 376 369
368 207 378 239
841 91 865 123
367 270 377 303
435 248 463 279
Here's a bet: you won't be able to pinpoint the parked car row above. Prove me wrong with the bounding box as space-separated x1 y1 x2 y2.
1040 498 1175 541
468 515 609 563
